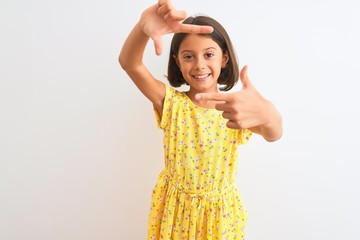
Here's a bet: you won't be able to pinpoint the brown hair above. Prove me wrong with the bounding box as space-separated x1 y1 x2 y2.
167 16 239 91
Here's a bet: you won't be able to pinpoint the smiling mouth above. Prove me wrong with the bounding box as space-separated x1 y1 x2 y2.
192 73 211 80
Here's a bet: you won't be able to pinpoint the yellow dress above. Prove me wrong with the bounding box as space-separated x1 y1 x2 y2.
147 86 252 240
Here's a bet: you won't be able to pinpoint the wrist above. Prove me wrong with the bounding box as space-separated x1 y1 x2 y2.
135 21 148 38
260 101 283 141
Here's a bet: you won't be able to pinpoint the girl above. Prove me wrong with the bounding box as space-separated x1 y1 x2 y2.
119 0 282 239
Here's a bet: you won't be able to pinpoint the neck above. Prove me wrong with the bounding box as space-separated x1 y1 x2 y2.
186 88 219 109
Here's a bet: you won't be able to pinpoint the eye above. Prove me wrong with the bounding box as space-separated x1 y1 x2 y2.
205 52 215 58
183 54 193 60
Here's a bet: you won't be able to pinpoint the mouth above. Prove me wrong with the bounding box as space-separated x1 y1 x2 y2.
192 73 211 81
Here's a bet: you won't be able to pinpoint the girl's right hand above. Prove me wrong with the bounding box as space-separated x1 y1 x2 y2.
140 0 213 55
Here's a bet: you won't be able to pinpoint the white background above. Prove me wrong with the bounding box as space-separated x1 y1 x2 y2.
1 0 360 239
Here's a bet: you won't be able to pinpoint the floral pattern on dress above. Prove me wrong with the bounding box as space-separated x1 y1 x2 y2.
148 85 252 240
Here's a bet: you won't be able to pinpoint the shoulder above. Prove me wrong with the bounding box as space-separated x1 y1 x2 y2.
163 85 187 104
155 85 183 118
154 85 187 129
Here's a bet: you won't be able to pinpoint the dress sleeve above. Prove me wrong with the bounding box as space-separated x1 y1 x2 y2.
237 129 253 145
153 85 175 130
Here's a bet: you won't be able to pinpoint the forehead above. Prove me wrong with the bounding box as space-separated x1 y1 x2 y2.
179 34 220 51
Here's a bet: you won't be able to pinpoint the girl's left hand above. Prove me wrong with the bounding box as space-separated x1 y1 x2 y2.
141 0 213 55
195 65 282 141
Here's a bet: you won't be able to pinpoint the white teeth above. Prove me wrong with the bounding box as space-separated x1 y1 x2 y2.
193 74 210 79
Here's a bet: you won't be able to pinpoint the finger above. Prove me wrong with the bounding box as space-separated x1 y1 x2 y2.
175 23 213 34
195 92 230 102
158 0 171 6
152 36 163 55
226 120 250 129
215 102 234 112
163 9 188 21
240 65 252 88
158 4 179 20
222 111 234 120
226 120 239 129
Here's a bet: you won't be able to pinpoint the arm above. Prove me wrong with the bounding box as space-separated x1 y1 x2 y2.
119 4 166 114
248 101 282 142
119 0 213 114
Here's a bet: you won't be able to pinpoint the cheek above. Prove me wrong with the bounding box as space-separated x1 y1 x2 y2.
178 63 191 73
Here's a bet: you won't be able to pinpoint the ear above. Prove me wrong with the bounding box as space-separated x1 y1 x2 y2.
221 51 229 68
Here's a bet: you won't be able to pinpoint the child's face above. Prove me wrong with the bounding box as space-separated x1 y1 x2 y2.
175 34 229 93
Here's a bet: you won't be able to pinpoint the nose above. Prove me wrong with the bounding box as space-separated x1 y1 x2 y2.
194 58 205 70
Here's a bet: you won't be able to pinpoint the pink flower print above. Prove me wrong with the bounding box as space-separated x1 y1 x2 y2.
190 140 196 149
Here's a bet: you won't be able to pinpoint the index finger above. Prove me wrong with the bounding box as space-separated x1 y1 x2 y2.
175 23 214 34
195 92 230 102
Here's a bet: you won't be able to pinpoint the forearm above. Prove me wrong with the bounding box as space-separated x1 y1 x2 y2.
119 22 149 71
250 102 283 142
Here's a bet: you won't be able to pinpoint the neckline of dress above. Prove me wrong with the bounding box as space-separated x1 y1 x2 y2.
182 91 219 112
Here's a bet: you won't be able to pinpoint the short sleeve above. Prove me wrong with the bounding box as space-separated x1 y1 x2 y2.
237 129 253 145
153 85 176 130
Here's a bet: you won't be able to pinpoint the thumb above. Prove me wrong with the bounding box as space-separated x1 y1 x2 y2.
240 65 252 88
152 36 163 56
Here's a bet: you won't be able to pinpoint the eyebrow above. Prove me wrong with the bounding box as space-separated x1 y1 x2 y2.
180 47 218 54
